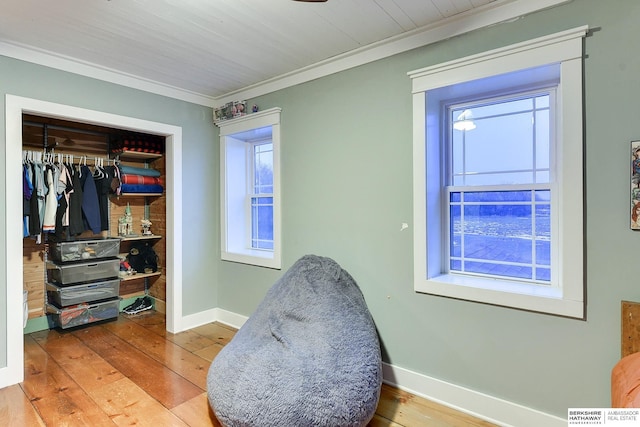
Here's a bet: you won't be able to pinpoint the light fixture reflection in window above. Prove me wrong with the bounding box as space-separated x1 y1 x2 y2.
453 109 476 131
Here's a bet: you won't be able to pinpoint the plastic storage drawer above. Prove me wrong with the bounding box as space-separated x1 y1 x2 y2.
46 298 120 329
49 238 121 263
46 279 120 307
46 259 120 285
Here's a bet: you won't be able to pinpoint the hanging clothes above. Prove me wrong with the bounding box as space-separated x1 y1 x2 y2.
68 165 85 236
28 163 41 236
94 164 112 231
54 163 74 239
23 164 33 237
42 165 58 232
80 164 101 234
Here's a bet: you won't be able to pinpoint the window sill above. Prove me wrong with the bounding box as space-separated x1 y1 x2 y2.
416 274 583 319
221 250 281 270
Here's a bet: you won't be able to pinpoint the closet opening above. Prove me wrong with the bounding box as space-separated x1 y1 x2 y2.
22 114 169 325
3 95 183 388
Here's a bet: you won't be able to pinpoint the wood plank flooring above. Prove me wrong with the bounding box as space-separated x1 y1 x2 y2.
0 311 497 426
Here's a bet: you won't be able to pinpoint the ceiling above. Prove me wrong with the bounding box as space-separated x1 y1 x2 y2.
1 0 503 101
1 1 571 107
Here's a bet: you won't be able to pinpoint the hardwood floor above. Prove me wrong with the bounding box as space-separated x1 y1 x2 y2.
0 311 496 426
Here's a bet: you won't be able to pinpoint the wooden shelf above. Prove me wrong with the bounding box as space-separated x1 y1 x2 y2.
118 234 162 242
120 271 161 282
117 193 163 197
114 150 163 161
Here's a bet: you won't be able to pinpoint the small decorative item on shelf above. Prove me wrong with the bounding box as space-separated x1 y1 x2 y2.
118 203 135 236
232 101 246 117
141 219 152 235
214 100 247 123
119 259 136 278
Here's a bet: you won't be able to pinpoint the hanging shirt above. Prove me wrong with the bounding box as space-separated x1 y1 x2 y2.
94 166 112 231
28 163 41 236
68 165 84 236
23 164 33 237
42 166 58 232
80 165 101 234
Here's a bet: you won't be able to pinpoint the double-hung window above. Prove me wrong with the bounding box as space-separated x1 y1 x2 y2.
409 27 587 318
447 91 553 284
250 141 274 250
219 108 281 269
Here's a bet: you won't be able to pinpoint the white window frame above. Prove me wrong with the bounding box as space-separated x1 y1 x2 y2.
219 107 281 269
409 27 588 318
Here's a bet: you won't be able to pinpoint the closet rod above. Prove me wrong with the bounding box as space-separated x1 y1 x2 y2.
22 150 116 165
23 120 111 139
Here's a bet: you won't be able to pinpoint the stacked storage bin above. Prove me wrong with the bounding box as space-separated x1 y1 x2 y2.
46 238 121 329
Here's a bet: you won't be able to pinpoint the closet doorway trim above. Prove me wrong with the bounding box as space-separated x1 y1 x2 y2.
3 94 183 388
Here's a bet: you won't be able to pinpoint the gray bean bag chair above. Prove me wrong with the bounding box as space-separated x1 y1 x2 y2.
207 254 382 427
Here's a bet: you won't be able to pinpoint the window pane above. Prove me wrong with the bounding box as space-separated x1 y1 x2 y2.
449 93 551 186
535 110 550 171
448 190 551 284
251 196 273 249
450 204 461 257
463 112 534 174
254 143 273 194
535 202 551 266
536 267 551 281
462 204 532 264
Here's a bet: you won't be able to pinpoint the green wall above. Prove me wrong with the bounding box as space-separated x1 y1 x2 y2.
216 0 640 417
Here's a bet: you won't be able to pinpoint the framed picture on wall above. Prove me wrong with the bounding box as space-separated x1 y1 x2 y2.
631 140 640 229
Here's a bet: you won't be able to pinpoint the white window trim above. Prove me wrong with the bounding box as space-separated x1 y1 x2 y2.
218 108 282 269
409 26 588 318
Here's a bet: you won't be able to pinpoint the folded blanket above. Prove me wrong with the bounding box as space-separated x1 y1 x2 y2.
119 165 161 177
120 183 163 194
121 174 164 186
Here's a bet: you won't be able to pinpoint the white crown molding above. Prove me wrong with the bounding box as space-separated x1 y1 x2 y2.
0 40 218 108
0 0 571 108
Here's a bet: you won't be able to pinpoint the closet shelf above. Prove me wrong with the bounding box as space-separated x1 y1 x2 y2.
118 234 162 242
120 271 161 282
113 150 163 161
118 192 163 197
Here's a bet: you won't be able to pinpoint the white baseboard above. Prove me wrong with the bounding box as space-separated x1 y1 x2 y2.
182 308 563 426
180 307 247 331
0 365 23 390
382 363 565 427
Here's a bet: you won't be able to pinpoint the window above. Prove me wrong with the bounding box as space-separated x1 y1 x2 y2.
447 92 553 284
250 142 274 250
218 108 281 269
409 27 587 318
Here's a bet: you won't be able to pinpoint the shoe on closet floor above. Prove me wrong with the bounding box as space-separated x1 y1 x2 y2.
122 297 144 314
123 296 153 314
